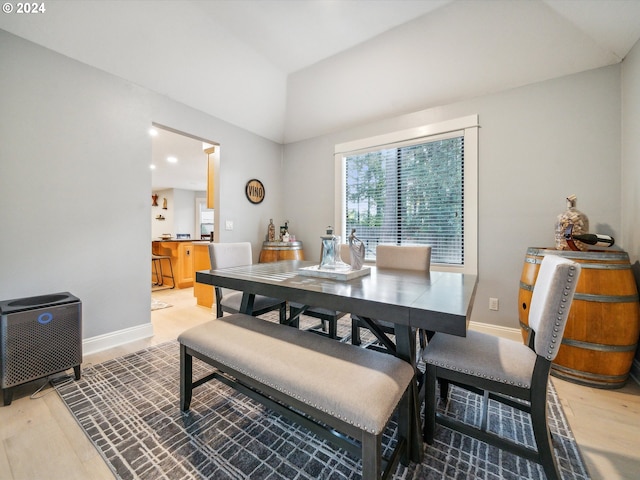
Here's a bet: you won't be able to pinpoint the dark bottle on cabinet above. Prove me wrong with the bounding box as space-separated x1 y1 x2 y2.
571 233 615 247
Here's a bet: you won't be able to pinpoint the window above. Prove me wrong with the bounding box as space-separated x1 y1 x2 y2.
334 115 478 274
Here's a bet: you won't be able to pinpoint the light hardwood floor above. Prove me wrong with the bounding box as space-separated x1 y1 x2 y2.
1 287 638 479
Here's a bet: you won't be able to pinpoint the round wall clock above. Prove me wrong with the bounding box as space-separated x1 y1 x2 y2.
245 179 265 204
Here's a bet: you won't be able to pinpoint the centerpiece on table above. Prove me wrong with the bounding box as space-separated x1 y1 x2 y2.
298 228 370 280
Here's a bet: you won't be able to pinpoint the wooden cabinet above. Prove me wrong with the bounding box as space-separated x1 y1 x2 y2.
152 241 194 289
178 243 193 286
192 242 213 307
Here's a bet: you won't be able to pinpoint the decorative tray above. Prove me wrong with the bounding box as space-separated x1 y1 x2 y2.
298 265 371 281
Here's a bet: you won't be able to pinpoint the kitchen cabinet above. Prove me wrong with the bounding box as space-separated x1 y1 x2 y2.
152 241 194 289
192 242 213 307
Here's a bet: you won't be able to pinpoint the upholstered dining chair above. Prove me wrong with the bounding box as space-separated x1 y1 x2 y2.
209 242 286 323
289 244 351 339
351 245 432 350
423 254 581 480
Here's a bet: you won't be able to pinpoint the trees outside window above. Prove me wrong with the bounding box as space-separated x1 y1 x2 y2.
345 136 464 264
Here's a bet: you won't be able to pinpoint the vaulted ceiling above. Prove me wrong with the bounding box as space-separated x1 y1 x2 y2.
2 0 640 147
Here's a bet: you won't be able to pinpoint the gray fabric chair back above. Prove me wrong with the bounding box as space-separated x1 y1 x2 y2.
528 254 581 361
209 242 253 269
376 245 431 272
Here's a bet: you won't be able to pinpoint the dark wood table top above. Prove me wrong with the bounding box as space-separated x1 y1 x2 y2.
196 260 477 337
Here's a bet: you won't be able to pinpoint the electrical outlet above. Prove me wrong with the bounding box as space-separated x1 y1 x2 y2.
225 220 233 231
489 297 499 311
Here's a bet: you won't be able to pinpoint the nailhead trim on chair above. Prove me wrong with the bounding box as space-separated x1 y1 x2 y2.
545 266 576 360
426 359 531 388
426 266 578 388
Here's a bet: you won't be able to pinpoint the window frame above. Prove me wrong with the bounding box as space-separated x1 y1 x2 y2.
334 115 478 274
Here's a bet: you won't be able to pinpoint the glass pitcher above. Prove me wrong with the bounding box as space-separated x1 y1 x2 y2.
320 235 349 270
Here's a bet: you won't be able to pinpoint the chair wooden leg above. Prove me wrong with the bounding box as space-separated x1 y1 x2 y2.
439 378 449 401
361 431 382 480
424 364 437 444
480 390 490 431
328 318 338 339
180 344 193 411
351 317 362 345
320 319 328 332
214 287 224 318
531 389 560 480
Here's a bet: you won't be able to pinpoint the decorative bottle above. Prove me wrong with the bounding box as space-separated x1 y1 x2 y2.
555 195 589 251
570 233 615 248
267 219 276 242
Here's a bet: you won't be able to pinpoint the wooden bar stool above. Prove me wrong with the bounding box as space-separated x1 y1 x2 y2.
152 254 175 289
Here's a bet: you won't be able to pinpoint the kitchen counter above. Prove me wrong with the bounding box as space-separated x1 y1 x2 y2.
152 241 199 288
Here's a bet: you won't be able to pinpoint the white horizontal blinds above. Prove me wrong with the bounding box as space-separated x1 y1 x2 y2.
401 136 464 264
345 134 464 264
345 149 394 259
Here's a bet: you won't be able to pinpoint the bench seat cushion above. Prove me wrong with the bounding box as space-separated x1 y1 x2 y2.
178 314 415 435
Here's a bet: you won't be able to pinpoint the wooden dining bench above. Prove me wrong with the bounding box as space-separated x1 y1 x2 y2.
178 313 416 480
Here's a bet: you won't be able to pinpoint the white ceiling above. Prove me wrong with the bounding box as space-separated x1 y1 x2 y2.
197 0 451 74
150 127 212 192
2 0 640 190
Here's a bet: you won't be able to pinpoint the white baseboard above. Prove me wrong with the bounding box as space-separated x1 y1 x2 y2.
82 322 154 357
468 321 522 341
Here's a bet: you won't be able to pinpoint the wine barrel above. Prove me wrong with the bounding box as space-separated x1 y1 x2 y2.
259 241 304 263
519 247 640 389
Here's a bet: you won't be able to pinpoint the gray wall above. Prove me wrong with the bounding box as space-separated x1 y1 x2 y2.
2 26 637 359
283 65 623 329
0 31 284 341
621 39 640 376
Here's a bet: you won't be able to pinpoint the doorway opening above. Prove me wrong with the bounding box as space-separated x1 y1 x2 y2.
150 123 219 241
150 123 219 301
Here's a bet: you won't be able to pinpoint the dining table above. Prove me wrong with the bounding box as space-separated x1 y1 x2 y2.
196 259 478 464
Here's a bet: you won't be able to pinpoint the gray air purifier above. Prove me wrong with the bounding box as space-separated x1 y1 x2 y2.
0 292 82 406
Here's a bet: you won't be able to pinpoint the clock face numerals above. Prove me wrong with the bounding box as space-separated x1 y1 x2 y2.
245 179 265 204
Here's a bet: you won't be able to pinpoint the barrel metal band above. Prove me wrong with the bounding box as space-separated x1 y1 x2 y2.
520 322 637 352
525 256 631 269
527 248 630 263
573 292 639 303
519 282 534 292
551 363 629 382
561 338 637 352
519 282 638 303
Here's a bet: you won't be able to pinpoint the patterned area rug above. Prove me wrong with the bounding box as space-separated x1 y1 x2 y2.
54 340 590 480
